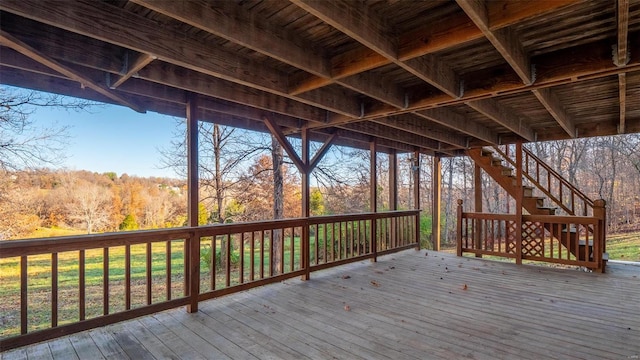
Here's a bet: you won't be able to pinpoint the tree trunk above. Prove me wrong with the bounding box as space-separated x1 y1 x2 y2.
213 124 225 224
271 135 284 275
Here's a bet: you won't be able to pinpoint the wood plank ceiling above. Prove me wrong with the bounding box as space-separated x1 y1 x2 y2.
0 0 639 155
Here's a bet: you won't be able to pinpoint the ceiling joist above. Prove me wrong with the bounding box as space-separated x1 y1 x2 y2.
109 53 156 89
465 99 536 142
455 0 532 85
0 29 145 113
531 88 576 138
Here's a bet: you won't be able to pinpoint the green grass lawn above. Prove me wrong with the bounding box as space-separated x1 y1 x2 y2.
606 232 640 261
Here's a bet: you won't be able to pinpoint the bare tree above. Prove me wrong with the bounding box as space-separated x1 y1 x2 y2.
0 87 98 171
64 178 111 234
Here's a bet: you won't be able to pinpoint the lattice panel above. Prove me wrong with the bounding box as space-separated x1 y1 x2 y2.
521 222 544 257
506 221 517 254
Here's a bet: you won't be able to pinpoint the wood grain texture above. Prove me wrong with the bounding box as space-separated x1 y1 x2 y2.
6 250 637 359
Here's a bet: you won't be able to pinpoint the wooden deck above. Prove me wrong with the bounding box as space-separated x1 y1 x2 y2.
3 250 639 360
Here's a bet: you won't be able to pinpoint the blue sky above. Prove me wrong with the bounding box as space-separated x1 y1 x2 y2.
31 93 182 178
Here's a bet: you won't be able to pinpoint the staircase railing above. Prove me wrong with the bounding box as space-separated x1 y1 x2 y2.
491 145 594 217
457 200 604 271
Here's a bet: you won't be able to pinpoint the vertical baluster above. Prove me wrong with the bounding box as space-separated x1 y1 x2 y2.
52 253 58 327
290 227 295 272
125 245 131 310
211 237 216 290
279 229 285 274
146 242 152 305
79 250 85 320
166 241 172 301
323 223 328 263
315 224 320 265
356 221 361 256
240 233 245 284
103 248 109 315
250 232 255 281
260 230 265 279
269 229 274 277
226 233 231 287
20 255 27 334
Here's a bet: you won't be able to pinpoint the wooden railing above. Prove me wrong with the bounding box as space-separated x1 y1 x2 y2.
0 210 419 351
457 202 604 270
493 145 594 217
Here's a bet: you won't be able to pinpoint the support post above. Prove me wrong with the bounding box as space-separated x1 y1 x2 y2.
301 129 311 280
432 156 441 251
186 94 200 313
594 199 607 272
515 142 523 265
474 164 483 257
389 150 397 247
456 199 463 256
370 140 378 262
413 150 421 250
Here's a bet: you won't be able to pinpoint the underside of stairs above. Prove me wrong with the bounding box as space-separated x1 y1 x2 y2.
464 146 607 272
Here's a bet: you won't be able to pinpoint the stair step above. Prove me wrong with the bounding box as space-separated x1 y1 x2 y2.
536 206 557 215
578 239 594 247
491 159 502 166
523 187 534 197
481 148 493 156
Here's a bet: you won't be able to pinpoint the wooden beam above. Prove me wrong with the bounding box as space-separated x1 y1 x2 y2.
337 73 405 109
619 73 627 134
0 0 360 118
414 108 498 145
465 99 536 141
616 0 630 67
372 115 468 148
109 53 156 89
291 0 459 98
340 122 454 154
289 0 580 94
309 133 337 171
389 150 398 211
456 0 532 84
137 62 326 123
432 156 441 251
263 116 306 173
0 29 145 113
531 88 576 138
131 0 329 78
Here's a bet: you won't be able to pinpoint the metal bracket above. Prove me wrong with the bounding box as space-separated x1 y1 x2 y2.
105 72 112 89
404 93 409 109
120 51 129 75
360 102 364 118
458 80 465 98
530 64 537 84
612 44 630 67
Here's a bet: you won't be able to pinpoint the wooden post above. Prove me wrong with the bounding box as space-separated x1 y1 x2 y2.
413 150 421 250
474 164 483 257
456 199 463 256
593 199 607 272
515 142 523 265
432 156 441 251
301 129 311 280
370 140 378 262
389 150 397 248
186 94 200 313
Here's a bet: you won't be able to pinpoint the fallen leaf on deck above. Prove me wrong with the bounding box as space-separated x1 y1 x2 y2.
341 275 351 279
462 284 468 290
370 280 380 287
389 266 395 269
425 252 428 256
344 305 351 311
375 270 384 274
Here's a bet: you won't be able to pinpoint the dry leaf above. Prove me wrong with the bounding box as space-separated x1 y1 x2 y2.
341 275 351 279
462 284 468 290
344 305 351 311
370 280 380 287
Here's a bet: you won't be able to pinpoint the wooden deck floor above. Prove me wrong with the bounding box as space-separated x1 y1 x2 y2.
3 250 640 360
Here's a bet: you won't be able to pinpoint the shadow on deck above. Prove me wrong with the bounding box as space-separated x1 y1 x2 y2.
3 250 639 359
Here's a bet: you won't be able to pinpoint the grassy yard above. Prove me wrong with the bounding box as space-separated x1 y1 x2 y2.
606 231 640 261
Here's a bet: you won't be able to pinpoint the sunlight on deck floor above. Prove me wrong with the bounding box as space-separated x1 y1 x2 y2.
3 250 639 359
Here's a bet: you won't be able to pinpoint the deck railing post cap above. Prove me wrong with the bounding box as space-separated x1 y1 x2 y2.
594 199 606 207
457 199 463 206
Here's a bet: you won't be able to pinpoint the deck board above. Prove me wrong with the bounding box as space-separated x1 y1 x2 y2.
2 250 640 359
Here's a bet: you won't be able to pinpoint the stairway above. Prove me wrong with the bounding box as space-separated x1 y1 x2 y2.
467 147 602 266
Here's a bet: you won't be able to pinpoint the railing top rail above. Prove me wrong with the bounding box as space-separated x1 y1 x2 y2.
461 212 518 220
520 146 595 207
490 145 595 211
522 214 599 224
